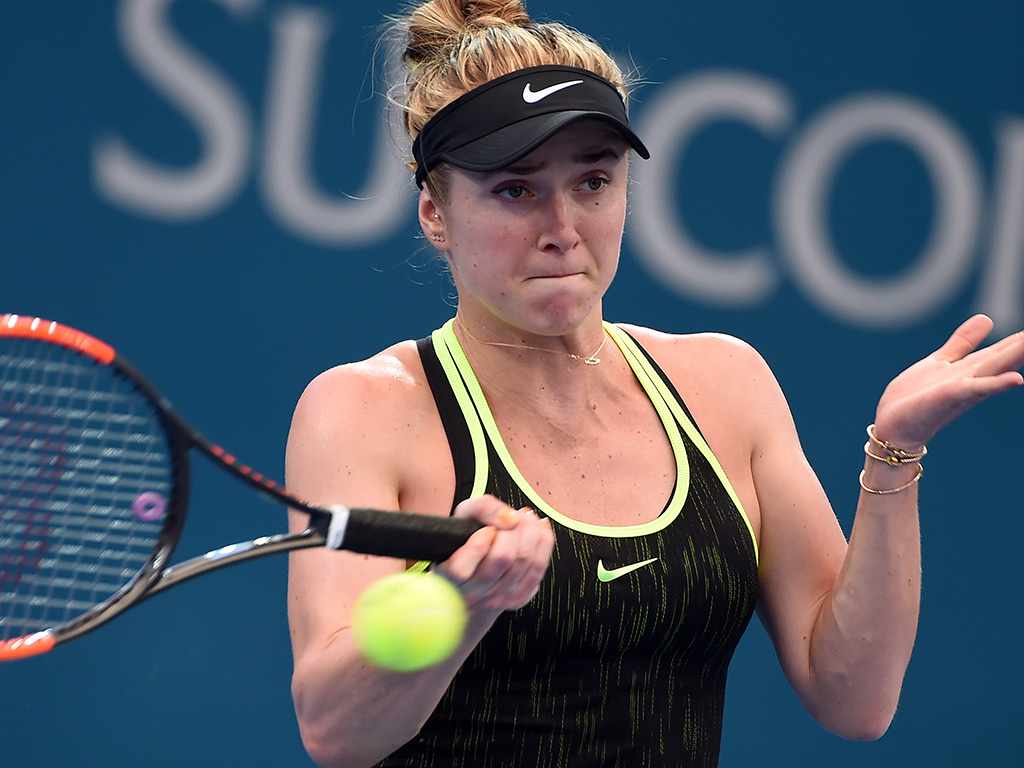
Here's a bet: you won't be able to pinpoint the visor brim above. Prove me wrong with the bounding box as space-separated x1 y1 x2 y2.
438 111 650 174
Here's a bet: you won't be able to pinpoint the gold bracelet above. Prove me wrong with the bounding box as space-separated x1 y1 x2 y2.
864 442 923 465
859 464 924 495
865 424 927 465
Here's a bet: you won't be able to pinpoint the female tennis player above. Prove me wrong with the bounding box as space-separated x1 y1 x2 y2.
284 2 1024 766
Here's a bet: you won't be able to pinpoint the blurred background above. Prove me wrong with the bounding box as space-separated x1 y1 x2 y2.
2 1 1022 765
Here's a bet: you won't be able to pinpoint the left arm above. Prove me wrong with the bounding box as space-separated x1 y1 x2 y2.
751 316 1024 738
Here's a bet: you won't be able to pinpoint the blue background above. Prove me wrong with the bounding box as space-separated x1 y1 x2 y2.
2 1 1023 765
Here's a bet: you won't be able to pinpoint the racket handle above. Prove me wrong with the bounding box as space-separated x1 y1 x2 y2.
332 507 484 562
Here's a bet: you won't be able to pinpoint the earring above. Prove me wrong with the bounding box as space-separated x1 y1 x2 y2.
430 233 445 242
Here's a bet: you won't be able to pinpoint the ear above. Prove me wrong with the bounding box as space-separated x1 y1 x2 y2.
417 188 448 249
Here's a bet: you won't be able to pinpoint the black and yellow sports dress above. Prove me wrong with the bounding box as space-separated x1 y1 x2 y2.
377 320 759 768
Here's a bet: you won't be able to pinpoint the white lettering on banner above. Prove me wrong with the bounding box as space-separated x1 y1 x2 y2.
978 119 1024 333
260 7 409 245
91 2 1024 332
93 0 256 217
92 0 409 242
630 71 1022 332
774 94 982 326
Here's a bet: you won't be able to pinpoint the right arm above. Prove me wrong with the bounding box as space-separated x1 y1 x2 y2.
285 348 553 768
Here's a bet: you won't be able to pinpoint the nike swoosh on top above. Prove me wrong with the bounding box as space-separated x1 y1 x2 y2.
522 79 585 103
596 558 659 583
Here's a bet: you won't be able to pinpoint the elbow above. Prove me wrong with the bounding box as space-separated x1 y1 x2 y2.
291 672 357 768
293 691 344 768
806 686 901 742
297 730 348 768
297 721 420 768
801 632 913 742
294 706 378 768
292 673 419 768
826 710 895 742
297 732 391 768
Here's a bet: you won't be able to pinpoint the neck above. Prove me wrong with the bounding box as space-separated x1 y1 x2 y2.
449 318 644 445
451 313 622 418
454 312 608 367
457 316 606 365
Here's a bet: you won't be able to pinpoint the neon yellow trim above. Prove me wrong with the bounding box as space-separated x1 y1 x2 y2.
438 321 690 539
605 325 759 563
432 322 490 499
408 325 493 572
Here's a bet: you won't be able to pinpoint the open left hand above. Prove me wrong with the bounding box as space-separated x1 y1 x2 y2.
873 314 1024 449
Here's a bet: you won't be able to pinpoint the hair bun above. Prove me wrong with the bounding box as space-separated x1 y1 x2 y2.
463 0 531 27
404 0 530 63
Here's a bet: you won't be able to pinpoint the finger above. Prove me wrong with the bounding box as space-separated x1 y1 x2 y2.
481 517 554 610
481 510 546 589
439 513 533 602
963 369 1024 398
934 314 995 363
969 330 1024 378
435 526 497 584
499 518 554 608
453 495 522 530
469 510 538 586
440 509 554 610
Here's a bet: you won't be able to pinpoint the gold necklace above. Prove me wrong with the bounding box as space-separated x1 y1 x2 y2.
456 317 607 366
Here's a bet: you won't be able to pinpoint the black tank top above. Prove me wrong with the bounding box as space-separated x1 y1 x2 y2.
377 321 759 768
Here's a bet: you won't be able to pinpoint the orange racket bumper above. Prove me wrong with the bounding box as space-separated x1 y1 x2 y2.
0 631 56 662
1 314 116 365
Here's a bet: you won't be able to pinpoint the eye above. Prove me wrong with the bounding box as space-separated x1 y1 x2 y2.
580 176 609 192
495 184 530 200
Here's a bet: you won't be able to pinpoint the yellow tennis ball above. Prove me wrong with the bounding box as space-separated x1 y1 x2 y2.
353 572 468 672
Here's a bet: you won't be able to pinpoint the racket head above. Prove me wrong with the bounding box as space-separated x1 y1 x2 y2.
0 315 188 660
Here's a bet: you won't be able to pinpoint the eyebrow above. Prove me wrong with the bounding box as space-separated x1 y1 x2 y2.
575 146 624 165
491 145 625 177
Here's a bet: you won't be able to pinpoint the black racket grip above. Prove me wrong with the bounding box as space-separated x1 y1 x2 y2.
341 508 484 562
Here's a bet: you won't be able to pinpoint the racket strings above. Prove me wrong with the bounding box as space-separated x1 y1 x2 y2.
1 339 172 639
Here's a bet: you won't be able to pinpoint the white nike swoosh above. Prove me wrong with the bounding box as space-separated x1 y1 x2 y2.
597 558 659 583
522 79 584 103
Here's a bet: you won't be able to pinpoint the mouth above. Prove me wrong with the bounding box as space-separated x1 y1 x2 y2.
526 270 585 280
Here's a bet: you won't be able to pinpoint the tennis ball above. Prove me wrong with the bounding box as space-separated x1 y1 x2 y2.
353 572 468 672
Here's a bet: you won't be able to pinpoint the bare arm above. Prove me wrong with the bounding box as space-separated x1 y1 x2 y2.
285 351 553 768
754 316 1024 739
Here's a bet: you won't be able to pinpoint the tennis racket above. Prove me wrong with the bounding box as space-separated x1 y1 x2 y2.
0 314 482 662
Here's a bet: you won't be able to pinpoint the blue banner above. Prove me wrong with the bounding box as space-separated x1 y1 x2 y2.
2 2 1022 765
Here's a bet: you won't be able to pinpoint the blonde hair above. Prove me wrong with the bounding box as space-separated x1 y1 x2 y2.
388 0 631 202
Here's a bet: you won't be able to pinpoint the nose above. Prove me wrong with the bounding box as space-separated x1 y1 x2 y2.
538 193 580 253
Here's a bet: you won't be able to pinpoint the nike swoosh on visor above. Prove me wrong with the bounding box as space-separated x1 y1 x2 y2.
522 79 585 103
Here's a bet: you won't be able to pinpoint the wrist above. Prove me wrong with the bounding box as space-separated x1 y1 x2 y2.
865 424 927 465
860 424 926 495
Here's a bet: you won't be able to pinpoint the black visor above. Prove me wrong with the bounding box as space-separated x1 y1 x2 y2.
411 65 650 188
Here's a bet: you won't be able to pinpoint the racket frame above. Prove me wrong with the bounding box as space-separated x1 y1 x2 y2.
1 315 477 662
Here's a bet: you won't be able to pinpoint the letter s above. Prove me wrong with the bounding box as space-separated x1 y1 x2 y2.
92 0 256 219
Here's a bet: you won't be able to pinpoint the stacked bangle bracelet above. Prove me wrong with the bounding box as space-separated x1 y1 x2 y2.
859 424 926 495
864 424 927 465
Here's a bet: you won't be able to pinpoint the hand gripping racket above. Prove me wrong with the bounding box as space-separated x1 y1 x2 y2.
0 314 482 662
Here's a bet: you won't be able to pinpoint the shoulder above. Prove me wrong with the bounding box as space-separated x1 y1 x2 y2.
292 339 430 424
285 339 441 497
614 323 774 381
613 322 790 439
